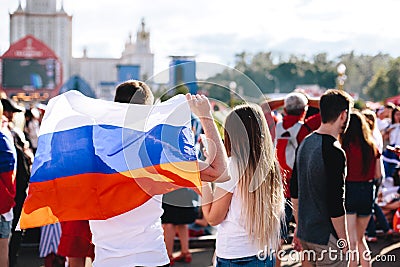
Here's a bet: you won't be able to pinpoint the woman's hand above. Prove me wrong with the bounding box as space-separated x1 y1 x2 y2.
185 94 212 120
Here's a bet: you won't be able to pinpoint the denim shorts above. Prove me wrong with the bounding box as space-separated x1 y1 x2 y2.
345 181 374 217
0 215 12 238
216 255 275 267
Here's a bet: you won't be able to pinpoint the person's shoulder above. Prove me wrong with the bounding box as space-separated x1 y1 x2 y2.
326 138 346 158
317 133 339 146
304 113 321 125
303 131 319 141
313 133 342 151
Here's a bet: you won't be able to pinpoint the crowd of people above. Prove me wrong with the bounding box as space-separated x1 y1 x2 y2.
268 91 400 267
0 80 400 267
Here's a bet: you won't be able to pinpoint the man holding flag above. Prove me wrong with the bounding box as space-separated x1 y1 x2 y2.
21 80 229 267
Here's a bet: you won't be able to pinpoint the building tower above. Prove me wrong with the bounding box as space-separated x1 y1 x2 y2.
121 18 154 81
169 56 197 95
9 0 72 81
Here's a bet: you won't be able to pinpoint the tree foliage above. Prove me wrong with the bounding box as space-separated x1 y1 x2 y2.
204 51 395 104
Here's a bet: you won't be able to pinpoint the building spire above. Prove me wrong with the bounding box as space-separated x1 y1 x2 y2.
16 0 23 12
138 18 149 41
141 18 145 32
60 0 65 12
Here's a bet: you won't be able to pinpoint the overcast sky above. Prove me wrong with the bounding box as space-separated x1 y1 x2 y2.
1 0 400 75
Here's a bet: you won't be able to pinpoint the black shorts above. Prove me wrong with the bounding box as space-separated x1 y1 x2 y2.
161 203 198 225
345 181 374 217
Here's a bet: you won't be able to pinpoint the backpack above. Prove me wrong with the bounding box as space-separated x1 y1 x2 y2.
275 121 303 175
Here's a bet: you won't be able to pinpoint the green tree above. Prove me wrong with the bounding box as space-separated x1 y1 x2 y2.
159 84 189 102
365 69 389 101
386 58 400 97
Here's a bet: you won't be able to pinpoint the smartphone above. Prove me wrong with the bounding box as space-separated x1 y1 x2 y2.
200 134 208 152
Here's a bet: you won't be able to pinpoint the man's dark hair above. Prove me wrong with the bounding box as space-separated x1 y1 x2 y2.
319 89 353 123
114 80 154 104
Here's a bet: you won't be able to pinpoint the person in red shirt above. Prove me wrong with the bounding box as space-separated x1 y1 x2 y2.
340 110 381 267
263 92 320 267
57 220 95 267
267 92 321 199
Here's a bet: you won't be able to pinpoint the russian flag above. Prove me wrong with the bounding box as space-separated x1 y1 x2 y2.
20 91 200 229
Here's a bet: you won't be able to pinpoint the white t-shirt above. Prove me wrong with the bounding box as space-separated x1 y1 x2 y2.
377 118 390 132
1 208 13 221
389 123 400 145
89 195 169 267
214 158 260 259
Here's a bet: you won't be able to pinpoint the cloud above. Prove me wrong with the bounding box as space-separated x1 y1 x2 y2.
2 0 400 74
271 34 400 59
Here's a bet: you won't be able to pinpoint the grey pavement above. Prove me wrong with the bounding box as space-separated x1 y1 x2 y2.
14 234 400 267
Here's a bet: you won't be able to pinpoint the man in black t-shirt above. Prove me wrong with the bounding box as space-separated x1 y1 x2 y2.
290 89 353 267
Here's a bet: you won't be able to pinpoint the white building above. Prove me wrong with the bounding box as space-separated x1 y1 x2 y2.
71 19 154 99
120 19 154 82
9 0 72 81
8 0 154 100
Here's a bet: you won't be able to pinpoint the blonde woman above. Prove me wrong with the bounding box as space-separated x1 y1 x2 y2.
202 104 285 266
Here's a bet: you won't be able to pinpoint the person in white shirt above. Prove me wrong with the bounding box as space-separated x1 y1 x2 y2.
376 103 395 132
201 103 285 266
89 80 229 267
379 165 400 213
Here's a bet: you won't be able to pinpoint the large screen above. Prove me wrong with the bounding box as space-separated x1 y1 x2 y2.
2 58 57 90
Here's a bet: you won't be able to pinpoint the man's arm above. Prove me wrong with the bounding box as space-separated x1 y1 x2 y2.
290 155 299 223
307 97 320 109
290 157 303 251
261 98 284 112
324 140 348 243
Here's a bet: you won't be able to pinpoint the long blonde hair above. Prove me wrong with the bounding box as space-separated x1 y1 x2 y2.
224 103 285 251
